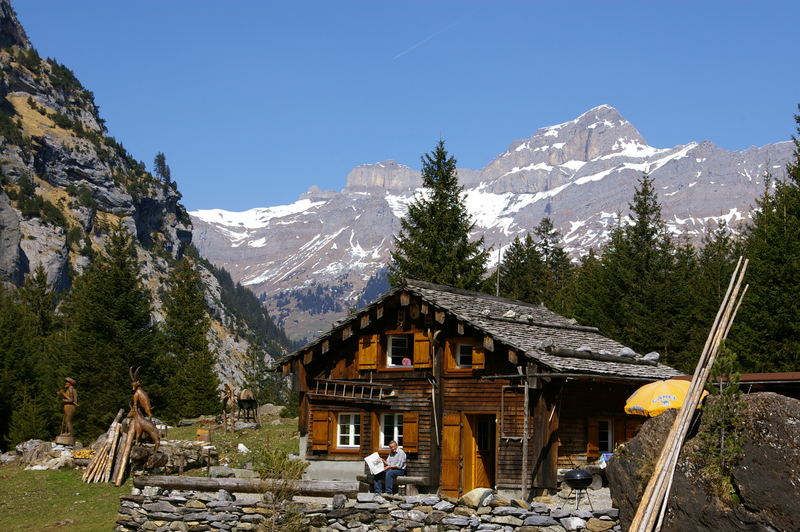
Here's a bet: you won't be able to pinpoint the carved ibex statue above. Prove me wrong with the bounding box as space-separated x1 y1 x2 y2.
128 402 160 452
237 388 258 423
130 366 153 419
222 380 237 433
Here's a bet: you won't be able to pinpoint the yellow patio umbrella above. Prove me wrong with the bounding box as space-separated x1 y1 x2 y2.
624 379 709 417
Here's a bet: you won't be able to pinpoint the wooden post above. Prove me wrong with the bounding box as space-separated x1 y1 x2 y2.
102 422 123 482
521 366 530 501
115 423 135 486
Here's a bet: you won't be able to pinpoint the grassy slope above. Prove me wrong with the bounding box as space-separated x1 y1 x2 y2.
0 465 126 532
0 417 299 530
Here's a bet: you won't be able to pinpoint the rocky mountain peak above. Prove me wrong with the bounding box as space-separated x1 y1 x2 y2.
0 0 30 49
343 159 420 192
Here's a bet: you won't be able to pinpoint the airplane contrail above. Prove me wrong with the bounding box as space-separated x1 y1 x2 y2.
393 19 462 60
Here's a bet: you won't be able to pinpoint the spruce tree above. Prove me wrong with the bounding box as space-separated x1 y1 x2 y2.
566 175 681 359
389 140 488 289
532 217 573 312
62 224 156 436
153 152 171 184
731 109 800 371
494 234 543 302
159 258 219 420
0 267 63 447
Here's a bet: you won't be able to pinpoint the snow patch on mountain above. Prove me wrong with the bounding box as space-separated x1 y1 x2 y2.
193 199 327 229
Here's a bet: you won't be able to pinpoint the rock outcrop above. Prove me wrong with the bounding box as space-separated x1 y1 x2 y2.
607 392 800 532
0 0 286 382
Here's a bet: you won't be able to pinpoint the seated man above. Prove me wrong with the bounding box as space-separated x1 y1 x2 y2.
373 440 407 494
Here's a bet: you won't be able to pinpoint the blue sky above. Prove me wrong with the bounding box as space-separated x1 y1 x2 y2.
14 1 800 211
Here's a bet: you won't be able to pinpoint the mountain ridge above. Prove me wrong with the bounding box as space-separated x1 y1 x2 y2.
191 105 792 340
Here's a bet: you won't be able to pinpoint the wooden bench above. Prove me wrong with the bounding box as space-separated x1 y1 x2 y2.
356 474 429 495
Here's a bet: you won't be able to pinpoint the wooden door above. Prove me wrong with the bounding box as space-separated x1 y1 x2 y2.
465 414 495 490
441 413 461 496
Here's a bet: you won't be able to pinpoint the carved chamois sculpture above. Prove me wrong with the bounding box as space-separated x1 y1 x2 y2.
128 402 160 453
222 381 237 433
237 388 258 423
130 366 153 419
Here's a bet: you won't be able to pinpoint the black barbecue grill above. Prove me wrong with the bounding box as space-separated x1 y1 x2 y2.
561 468 594 510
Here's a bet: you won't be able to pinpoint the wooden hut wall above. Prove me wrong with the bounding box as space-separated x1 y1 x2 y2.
556 380 643 467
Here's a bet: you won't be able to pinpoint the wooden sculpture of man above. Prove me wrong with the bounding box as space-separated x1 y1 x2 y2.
130 367 153 419
56 377 78 444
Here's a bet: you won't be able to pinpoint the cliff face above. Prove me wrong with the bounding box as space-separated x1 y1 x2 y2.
0 0 285 383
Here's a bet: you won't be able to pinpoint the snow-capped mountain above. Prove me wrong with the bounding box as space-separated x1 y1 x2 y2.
191 105 792 340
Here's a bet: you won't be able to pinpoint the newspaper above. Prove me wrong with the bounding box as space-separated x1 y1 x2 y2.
364 452 385 475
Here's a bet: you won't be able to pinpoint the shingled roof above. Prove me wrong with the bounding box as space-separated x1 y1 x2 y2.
285 279 683 380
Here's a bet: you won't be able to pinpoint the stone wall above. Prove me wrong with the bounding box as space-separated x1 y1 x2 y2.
115 486 621 531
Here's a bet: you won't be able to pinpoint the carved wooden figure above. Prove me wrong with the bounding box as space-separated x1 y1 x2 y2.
130 367 153 419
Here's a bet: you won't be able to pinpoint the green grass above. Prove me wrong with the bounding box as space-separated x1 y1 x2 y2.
0 416 300 530
0 464 127 532
166 417 299 468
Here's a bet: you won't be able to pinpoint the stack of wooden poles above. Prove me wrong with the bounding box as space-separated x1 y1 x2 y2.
82 408 136 486
629 257 749 532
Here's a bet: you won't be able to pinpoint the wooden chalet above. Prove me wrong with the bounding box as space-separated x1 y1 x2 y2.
279 280 682 498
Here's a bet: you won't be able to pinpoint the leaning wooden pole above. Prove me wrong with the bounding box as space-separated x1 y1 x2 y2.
115 423 135 486
82 409 124 483
639 261 746 531
629 258 748 532
654 283 749 531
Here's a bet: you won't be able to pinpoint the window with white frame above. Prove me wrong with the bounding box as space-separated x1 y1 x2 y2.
597 419 613 453
379 413 404 448
456 343 473 368
337 413 361 448
387 335 413 367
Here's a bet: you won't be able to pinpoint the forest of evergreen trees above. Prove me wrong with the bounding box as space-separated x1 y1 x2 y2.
0 227 290 451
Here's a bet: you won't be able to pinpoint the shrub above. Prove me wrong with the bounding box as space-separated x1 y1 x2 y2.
66 226 84 249
693 345 745 504
0 111 26 146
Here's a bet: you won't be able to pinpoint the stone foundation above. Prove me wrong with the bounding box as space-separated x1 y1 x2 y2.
115 487 621 531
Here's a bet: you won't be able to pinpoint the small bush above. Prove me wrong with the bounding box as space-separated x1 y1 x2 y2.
693 345 745 504
66 226 84 249
76 185 95 209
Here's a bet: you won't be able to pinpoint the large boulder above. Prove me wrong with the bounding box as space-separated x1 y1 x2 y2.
607 392 800 531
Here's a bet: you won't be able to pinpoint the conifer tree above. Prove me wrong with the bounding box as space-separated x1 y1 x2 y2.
158 258 219 420
153 152 171 184
567 174 679 358
731 108 800 371
389 140 488 289
532 217 573 312
494 233 543 302
62 224 156 436
1 267 62 446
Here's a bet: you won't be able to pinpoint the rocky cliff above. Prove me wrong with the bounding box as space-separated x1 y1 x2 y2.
192 105 793 340
0 0 286 384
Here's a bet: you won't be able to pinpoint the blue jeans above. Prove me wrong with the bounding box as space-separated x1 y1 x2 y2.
373 468 405 494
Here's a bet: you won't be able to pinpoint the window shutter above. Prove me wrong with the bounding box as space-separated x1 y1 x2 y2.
311 411 330 451
586 417 599 459
358 334 379 370
413 331 431 368
441 413 461 496
472 345 485 369
402 412 419 453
